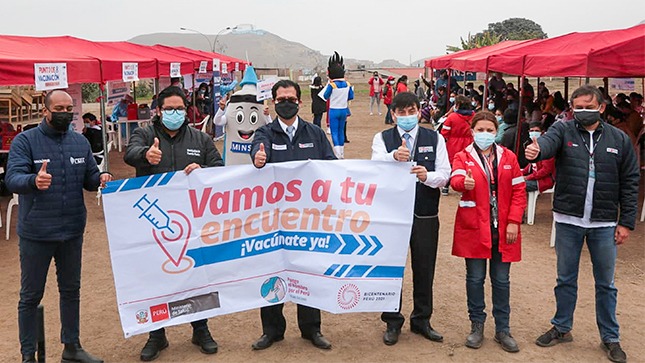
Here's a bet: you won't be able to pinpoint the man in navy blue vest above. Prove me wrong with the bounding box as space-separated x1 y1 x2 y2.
250 79 335 351
371 92 450 346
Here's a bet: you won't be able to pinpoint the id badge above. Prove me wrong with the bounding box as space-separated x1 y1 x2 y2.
490 195 499 228
589 157 595 179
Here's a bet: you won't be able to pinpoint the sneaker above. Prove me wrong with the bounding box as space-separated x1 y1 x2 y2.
326 128 331 135
378 112 382 116
535 326 573 347
602 342 627 363
441 187 449 196
370 112 374 116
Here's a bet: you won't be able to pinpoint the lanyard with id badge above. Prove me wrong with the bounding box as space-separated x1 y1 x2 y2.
581 130 602 179
476 145 499 229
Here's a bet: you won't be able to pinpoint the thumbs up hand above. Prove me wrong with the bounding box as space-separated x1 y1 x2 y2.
146 137 162 165
254 143 267 168
35 160 52 190
525 136 540 160
464 169 475 190
394 138 410 162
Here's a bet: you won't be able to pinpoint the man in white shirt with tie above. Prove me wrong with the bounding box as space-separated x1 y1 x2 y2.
371 92 451 346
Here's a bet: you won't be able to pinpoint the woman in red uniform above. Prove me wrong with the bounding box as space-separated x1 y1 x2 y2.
449 111 526 353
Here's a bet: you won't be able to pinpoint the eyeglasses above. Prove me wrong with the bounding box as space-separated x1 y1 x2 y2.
161 107 186 114
275 97 298 103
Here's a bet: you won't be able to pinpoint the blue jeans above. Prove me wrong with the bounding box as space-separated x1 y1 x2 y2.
551 222 619 343
465 247 512 333
19 236 83 355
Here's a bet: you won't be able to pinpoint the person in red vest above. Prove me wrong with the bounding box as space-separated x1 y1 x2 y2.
383 76 395 124
440 95 475 194
368 71 384 116
522 121 554 193
450 110 526 354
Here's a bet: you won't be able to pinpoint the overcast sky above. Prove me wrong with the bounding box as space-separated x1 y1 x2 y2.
2 0 643 65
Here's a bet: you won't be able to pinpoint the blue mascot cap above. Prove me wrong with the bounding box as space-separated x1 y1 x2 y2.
239 65 258 87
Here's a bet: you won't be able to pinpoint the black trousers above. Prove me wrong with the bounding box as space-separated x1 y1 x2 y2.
149 319 208 338
261 304 321 338
382 216 439 330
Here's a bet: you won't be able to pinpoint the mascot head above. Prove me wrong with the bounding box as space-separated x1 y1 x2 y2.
327 51 345 80
223 65 264 165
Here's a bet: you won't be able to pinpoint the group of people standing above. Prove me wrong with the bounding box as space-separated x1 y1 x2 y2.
5 73 638 363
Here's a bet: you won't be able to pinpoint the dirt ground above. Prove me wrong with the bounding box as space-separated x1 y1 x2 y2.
0 77 643 363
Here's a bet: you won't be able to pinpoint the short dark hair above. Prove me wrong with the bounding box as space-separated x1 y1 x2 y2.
503 108 519 125
570 85 604 105
391 92 420 111
157 86 187 108
170 77 181 84
471 111 498 130
271 79 301 100
82 112 97 121
455 95 471 110
528 120 543 130
616 101 631 110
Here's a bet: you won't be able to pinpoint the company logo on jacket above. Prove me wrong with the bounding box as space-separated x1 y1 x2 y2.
69 156 85 165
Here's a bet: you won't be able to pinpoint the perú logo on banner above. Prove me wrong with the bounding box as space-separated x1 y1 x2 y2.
122 62 139 82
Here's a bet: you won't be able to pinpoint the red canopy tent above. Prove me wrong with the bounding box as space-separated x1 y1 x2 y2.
0 35 101 86
425 41 526 70
173 46 249 72
99 42 196 77
35 36 159 82
447 40 538 72
487 24 645 77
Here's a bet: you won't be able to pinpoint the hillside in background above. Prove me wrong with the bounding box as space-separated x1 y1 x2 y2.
129 28 407 72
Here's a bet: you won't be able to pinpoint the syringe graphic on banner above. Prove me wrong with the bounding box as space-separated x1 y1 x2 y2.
133 194 175 233
133 194 194 273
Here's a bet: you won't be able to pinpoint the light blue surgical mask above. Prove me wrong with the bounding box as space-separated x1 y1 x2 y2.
488 103 495 111
396 115 418 131
474 132 496 150
471 101 477 107
161 109 186 130
449 97 455 103
529 131 541 140
495 115 503 123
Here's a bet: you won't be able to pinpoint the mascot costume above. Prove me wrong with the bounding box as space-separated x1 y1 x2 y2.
221 66 265 165
319 51 353 159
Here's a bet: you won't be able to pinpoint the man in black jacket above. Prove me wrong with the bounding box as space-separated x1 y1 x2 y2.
526 85 638 363
124 86 223 361
250 79 335 351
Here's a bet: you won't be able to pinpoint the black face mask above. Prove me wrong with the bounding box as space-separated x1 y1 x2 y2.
275 100 299 120
49 111 74 132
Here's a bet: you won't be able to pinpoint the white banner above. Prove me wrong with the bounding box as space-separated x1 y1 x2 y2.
256 78 278 101
199 61 208 74
34 63 68 91
221 62 228 74
170 62 181 78
212 59 220 72
66 83 83 133
609 78 635 92
102 160 414 337
122 62 139 82
106 81 131 106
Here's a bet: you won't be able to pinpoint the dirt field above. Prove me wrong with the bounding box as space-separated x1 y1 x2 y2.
0 77 643 363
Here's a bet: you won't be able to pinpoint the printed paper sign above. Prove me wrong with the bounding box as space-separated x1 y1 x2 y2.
170 63 181 78
199 61 208 74
212 59 220 72
257 78 278 101
609 78 635 91
102 160 415 337
122 63 139 82
34 63 68 91
235 62 240 72
66 83 83 133
221 63 228 74
107 81 131 106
